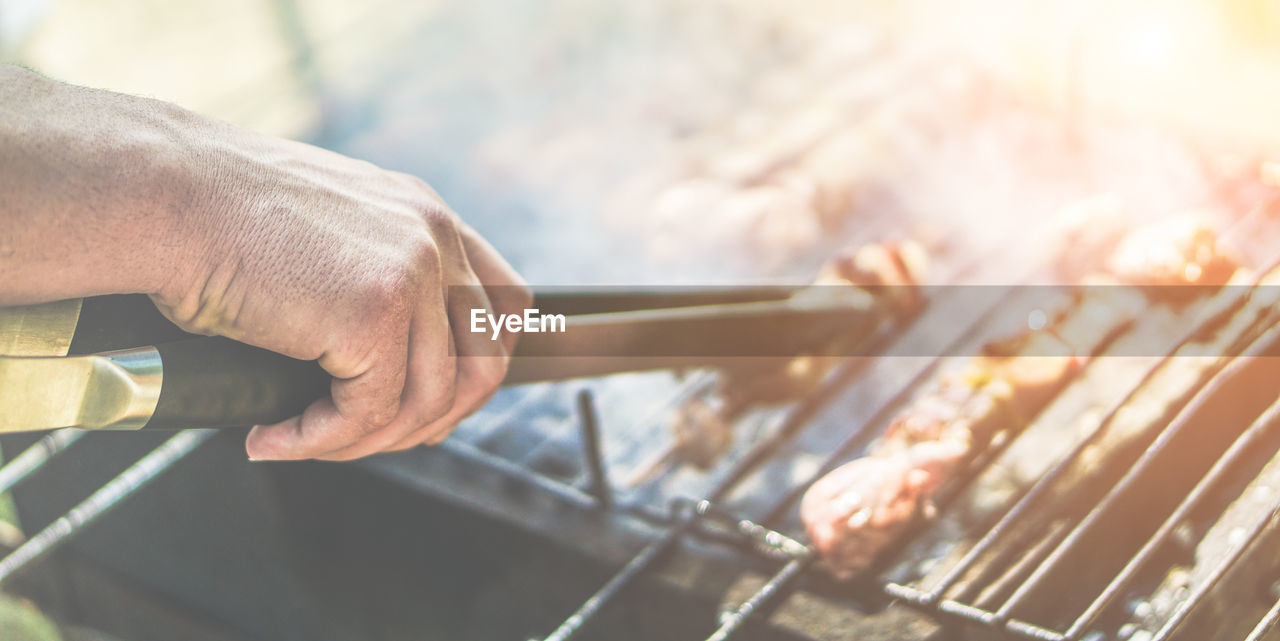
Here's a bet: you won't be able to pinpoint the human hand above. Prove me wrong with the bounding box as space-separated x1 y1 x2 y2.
151 126 528 461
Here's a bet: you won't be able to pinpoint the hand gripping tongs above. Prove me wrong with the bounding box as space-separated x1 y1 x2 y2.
0 286 891 433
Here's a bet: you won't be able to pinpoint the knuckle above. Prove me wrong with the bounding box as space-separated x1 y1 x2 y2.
419 394 454 427
420 206 462 251
363 271 412 313
412 232 442 266
412 379 457 429
402 231 442 282
356 401 400 435
473 355 510 391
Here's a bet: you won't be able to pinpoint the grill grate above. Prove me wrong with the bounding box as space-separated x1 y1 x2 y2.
3 205 1280 641
523 215 1280 639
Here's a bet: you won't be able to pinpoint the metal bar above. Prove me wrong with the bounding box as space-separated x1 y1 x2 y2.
758 284 1028 527
576 390 613 507
706 557 811 641
534 207 1124 641
1064 395 1280 638
1151 497 1280 641
689 500 810 562
689 499 812 641
0 430 212 584
995 321 1280 623
1246 594 1280 641
0 429 85 494
884 583 1065 641
968 520 1072 609
926 275 1264 601
539 508 693 641
438 438 600 511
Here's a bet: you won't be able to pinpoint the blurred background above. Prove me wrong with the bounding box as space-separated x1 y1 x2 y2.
4 0 1280 283
4 0 1280 639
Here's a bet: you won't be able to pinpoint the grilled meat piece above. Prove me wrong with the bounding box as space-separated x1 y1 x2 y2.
801 438 969 579
801 221 1232 579
1107 214 1238 291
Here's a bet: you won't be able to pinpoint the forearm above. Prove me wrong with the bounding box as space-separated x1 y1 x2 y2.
0 65 200 305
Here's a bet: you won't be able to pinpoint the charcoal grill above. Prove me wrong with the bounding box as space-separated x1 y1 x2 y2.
7 3 1280 639
6 185 1280 641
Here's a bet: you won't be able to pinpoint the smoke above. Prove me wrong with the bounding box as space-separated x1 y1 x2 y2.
319 0 1268 286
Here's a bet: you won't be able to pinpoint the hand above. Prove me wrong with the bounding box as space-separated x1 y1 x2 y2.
1 65 527 460
150 126 528 461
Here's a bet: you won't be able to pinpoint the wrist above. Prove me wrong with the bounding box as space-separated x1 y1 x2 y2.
123 102 227 305
0 66 212 302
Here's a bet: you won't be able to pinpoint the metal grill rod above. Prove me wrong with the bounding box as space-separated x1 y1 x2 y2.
1246 594 1280 641
785 284 1280 640
537 498 815 641
707 557 811 641
576 389 613 507
0 429 85 495
757 286 1023 527
531 333 902 641
0 430 211 584
995 320 1280 624
921 268 1273 602
1152 497 1280 641
1064 394 1280 639
534 209 1173 640
538 503 693 641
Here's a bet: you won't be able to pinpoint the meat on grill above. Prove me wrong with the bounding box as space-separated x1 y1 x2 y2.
1107 215 1239 290
801 216 1240 579
637 240 927 481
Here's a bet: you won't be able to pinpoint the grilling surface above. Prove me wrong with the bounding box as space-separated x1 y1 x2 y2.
5 3 1280 640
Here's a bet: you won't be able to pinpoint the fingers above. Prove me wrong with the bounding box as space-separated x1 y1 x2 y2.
312 219 511 459
459 224 530 355
377 226 523 452
244 214 521 461
313 283 457 461
245 317 410 460
383 279 508 451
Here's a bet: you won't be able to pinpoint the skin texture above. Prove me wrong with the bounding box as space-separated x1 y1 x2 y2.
0 65 529 461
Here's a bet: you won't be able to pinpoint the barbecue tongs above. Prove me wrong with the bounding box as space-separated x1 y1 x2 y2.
0 287 885 432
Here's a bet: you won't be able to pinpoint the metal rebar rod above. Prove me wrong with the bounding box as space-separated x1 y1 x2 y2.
1064 395 1280 639
884 583 1065 641
0 430 212 584
533 208 1148 641
0 429 86 494
693 500 813 641
1151 498 1280 641
538 513 692 641
576 389 613 507
437 439 600 511
925 277 1265 601
995 321 1280 623
1245 594 1280 641
690 500 810 561
705 556 812 641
